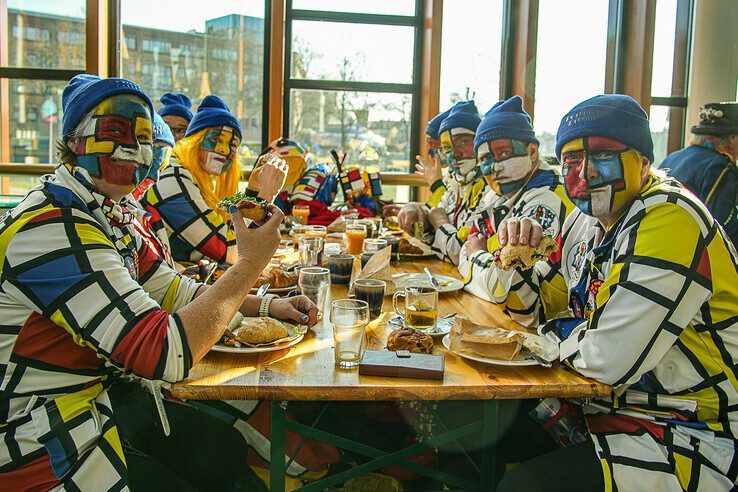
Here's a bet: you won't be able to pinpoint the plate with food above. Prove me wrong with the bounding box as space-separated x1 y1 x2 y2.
384 215 403 233
214 317 307 353
442 316 559 366
250 265 298 294
396 238 435 259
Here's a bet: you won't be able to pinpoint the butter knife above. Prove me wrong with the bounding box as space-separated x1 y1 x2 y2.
423 267 441 290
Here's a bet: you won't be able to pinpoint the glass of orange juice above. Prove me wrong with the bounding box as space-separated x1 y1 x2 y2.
345 224 367 255
293 205 311 225
305 225 327 240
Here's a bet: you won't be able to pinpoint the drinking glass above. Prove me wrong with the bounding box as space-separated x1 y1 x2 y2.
293 205 311 225
392 283 439 330
291 224 308 248
353 279 386 319
331 299 369 368
298 236 324 267
345 223 367 255
298 267 331 314
360 238 388 267
305 225 327 240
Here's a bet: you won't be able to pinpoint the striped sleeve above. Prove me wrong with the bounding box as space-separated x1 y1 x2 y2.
2 211 192 383
425 179 447 209
143 166 236 263
558 199 713 387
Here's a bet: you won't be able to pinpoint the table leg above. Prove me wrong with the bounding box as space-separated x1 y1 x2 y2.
270 400 287 492
480 399 500 489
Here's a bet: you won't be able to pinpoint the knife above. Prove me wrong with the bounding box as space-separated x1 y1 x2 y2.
256 283 270 297
423 267 441 290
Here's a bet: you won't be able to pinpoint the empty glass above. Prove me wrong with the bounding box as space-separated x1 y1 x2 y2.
331 299 370 368
299 236 324 266
298 266 331 315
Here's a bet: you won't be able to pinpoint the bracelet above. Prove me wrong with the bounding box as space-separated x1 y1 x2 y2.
259 294 278 317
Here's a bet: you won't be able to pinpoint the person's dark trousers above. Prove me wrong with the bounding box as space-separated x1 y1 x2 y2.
496 441 604 491
109 381 266 491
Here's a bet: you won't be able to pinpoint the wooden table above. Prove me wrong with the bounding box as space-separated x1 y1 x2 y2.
171 257 610 491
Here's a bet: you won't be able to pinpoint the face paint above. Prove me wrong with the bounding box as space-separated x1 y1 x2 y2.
561 136 643 218
72 95 153 187
478 139 534 195
439 128 478 184
199 126 240 175
146 145 173 182
426 135 441 158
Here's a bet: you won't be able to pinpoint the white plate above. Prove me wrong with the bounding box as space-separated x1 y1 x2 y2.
442 332 559 366
388 314 454 337
213 319 306 353
391 273 464 294
397 251 436 260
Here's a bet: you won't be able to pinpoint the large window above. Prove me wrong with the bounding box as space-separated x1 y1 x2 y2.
439 0 503 114
650 0 692 166
285 0 422 177
120 0 268 152
533 0 609 156
1 1 86 166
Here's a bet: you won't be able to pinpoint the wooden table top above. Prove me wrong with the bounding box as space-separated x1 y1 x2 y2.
171 256 611 401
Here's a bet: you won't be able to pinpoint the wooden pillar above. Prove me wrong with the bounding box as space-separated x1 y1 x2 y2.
86 0 110 77
614 0 656 109
418 0 443 159
268 0 286 142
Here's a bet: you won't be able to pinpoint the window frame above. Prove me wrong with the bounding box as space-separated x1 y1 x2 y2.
282 0 425 172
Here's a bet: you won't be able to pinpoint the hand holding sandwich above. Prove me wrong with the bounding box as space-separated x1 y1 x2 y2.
494 217 557 271
498 216 543 247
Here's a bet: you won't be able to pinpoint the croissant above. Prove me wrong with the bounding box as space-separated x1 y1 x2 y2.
234 318 290 345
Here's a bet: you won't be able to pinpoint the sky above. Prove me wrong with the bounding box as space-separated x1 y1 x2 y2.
9 0 678 133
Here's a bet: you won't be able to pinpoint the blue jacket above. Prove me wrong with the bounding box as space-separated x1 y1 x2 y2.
662 145 738 246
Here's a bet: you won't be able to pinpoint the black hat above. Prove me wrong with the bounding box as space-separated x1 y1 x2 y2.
691 102 738 136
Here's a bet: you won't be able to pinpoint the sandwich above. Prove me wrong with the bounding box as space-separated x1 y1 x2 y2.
450 317 525 361
217 192 268 222
495 235 557 271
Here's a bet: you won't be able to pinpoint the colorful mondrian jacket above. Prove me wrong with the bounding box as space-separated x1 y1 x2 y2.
494 177 738 490
430 177 489 265
457 162 575 302
141 159 236 263
424 172 457 209
0 166 200 490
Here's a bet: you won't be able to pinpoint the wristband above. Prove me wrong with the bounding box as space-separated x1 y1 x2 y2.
259 294 278 317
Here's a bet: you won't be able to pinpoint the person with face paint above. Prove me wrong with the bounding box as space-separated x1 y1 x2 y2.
494 95 738 492
142 95 288 264
427 101 489 265
661 102 738 247
0 75 318 490
393 108 454 225
457 96 575 302
126 112 178 267
158 92 193 142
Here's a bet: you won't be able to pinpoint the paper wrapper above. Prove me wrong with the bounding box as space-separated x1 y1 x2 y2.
449 316 525 361
349 245 392 295
327 216 346 233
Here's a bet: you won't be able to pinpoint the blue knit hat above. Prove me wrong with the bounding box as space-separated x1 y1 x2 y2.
555 94 654 162
425 108 451 140
474 96 539 153
158 92 193 121
62 74 153 138
152 112 175 147
438 100 482 135
185 95 242 138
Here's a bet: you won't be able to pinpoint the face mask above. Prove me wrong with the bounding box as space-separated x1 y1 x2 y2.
439 128 478 184
200 126 240 175
561 136 643 218
73 95 153 187
478 139 534 195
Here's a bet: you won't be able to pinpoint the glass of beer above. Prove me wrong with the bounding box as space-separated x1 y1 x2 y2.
293 204 311 225
331 299 369 368
392 283 439 330
345 223 367 255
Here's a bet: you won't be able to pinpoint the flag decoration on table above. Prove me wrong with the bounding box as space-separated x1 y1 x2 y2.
367 172 382 197
339 167 366 196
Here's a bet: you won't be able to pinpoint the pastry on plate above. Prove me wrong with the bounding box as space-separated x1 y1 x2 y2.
233 317 291 345
397 238 424 255
386 328 433 354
